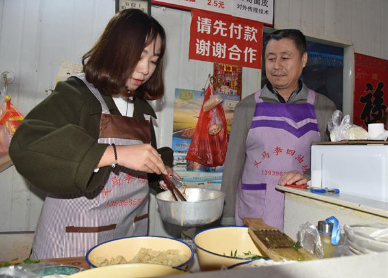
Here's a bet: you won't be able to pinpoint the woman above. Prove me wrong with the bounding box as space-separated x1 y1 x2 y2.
9 9 174 259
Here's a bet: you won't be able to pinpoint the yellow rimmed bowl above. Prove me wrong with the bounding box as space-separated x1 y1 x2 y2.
68 263 189 278
85 235 194 269
193 226 267 271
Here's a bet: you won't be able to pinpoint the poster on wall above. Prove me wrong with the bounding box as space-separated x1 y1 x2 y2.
213 63 242 96
353 53 388 129
189 9 263 69
212 63 241 131
172 86 239 189
151 0 274 25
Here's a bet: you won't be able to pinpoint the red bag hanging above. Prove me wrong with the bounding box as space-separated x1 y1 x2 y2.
185 84 228 167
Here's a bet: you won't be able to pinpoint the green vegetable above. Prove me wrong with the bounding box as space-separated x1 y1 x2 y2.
226 249 265 259
0 262 11 268
293 241 302 250
0 258 41 268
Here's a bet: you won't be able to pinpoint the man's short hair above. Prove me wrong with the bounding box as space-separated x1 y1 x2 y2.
263 29 307 56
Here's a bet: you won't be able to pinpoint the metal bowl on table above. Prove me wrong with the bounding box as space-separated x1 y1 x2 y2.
156 188 225 227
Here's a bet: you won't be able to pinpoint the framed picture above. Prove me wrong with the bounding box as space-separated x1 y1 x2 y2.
116 0 151 15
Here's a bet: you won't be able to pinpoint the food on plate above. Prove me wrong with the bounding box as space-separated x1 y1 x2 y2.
92 248 190 267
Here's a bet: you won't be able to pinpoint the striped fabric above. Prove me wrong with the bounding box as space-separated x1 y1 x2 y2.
30 74 150 259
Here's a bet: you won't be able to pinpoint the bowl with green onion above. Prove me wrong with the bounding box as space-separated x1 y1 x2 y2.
193 226 268 271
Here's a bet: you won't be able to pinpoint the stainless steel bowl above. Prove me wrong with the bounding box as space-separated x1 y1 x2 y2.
156 188 225 227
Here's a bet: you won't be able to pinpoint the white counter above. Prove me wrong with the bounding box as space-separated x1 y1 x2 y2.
174 252 388 278
276 185 388 241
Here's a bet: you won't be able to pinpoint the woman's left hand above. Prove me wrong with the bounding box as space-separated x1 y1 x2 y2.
158 166 181 191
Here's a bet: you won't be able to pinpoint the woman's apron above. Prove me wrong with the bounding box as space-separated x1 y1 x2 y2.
31 74 151 259
235 89 321 231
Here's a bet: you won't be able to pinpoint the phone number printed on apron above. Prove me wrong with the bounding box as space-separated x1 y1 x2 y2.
106 198 146 207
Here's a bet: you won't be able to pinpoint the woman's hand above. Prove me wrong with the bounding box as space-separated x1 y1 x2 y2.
118 144 167 174
98 144 167 174
158 166 181 191
278 170 308 186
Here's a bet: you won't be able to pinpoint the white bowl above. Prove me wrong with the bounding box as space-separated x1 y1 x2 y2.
193 226 267 271
344 224 388 253
346 237 375 255
68 263 188 278
86 236 194 269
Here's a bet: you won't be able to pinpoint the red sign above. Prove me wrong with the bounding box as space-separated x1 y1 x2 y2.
353 53 388 129
189 9 263 69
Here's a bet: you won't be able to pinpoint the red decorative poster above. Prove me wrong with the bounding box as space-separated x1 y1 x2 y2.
354 53 388 129
213 63 242 97
189 9 263 69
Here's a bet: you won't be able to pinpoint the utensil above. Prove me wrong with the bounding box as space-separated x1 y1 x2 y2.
156 188 225 227
283 184 340 194
171 175 184 188
244 218 318 262
162 173 187 201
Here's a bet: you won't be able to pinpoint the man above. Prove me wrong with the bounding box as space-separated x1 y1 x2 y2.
220 29 336 230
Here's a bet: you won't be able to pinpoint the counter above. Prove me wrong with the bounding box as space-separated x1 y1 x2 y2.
2 252 387 278
276 185 388 240
166 252 388 278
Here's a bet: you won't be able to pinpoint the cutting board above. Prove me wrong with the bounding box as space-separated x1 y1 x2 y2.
244 218 318 262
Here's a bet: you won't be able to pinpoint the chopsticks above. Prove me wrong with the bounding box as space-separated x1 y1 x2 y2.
162 173 187 201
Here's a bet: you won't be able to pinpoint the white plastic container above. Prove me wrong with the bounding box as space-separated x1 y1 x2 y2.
311 144 388 202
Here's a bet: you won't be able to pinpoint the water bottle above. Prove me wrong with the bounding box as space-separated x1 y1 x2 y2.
317 216 341 258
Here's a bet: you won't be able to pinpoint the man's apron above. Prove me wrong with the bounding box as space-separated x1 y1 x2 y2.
31 74 151 259
235 89 321 231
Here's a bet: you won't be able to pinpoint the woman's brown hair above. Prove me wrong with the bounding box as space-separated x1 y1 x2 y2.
82 9 166 100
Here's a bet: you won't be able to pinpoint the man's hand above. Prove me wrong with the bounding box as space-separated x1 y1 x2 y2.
278 170 308 186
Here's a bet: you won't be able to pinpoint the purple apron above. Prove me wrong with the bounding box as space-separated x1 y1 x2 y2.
235 89 321 230
31 74 151 259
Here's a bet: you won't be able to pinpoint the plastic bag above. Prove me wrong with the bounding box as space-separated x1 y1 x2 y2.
0 94 24 161
328 110 368 141
297 222 324 259
208 108 224 135
203 94 223 112
186 84 228 167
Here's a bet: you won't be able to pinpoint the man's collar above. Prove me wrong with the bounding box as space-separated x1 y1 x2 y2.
266 80 303 103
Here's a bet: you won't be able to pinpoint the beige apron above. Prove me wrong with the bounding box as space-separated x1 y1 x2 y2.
31 74 151 259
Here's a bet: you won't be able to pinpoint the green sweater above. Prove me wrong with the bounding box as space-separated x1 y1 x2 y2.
9 77 172 194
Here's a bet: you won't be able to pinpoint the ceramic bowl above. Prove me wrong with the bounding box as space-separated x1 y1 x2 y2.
193 226 267 271
344 224 388 253
85 236 194 269
68 263 188 278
